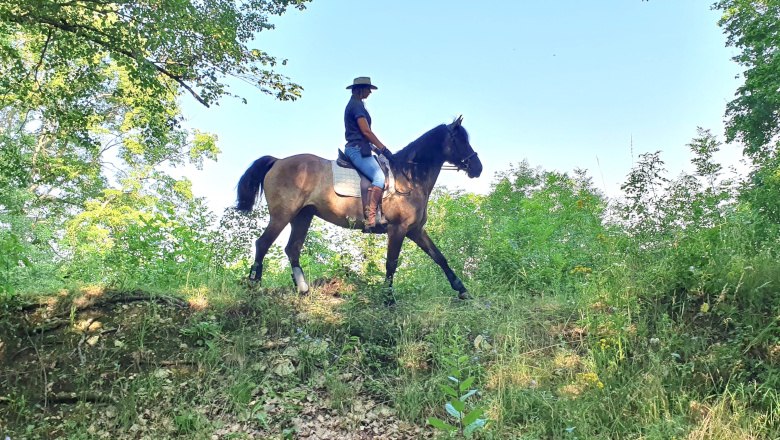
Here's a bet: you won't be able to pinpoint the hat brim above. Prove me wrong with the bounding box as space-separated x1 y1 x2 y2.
346 84 378 90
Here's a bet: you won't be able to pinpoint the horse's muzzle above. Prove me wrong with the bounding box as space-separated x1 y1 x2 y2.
467 157 483 178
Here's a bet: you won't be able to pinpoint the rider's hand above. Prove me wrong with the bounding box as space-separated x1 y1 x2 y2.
382 147 393 159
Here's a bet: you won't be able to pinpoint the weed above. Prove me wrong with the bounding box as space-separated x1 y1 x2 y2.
174 409 209 434
427 354 488 437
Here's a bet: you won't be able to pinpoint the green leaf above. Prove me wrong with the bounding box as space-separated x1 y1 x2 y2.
460 389 477 401
464 418 487 436
427 417 456 432
463 407 485 426
445 402 461 419
714 0 780 158
449 398 466 413
440 384 458 398
459 376 475 392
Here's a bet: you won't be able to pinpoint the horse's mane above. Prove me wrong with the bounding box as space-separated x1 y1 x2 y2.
393 124 449 181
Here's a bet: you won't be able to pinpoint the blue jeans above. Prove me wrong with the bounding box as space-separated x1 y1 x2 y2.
344 145 385 188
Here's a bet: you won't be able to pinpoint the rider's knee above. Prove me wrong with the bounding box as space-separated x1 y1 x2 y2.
373 173 385 189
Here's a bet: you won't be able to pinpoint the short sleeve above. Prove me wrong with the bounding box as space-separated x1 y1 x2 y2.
350 100 369 121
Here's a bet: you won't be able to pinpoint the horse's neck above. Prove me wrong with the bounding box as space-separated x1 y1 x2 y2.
418 129 449 193
397 131 447 195
419 159 445 195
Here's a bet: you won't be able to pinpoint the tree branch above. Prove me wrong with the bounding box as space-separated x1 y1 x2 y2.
31 27 52 83
10 12 211 107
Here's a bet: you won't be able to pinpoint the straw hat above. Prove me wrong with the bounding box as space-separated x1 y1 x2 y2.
346 77 378 90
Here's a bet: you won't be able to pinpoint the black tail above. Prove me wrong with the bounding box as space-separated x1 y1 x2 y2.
236 156 277 212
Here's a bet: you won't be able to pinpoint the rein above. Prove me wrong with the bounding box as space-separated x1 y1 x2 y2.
402 163 459 171
391 125 478 193
395 130 478 173
443 151 478 171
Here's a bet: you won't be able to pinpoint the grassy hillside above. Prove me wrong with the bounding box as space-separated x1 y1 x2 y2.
2 153 779 439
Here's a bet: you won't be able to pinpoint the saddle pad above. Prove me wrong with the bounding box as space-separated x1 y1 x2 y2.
331 158 395 198
331 161 362 197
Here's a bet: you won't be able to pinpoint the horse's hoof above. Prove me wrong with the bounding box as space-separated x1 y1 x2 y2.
457 291 471 301
242 279 262 292
382 284 396 307
291 267 309 295
241 277 257 286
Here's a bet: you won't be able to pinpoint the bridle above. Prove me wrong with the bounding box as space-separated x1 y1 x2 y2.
394 125 478 188
441 128 478 173
444 150 478 172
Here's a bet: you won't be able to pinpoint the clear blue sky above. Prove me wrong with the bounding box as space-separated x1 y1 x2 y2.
179 0 744 213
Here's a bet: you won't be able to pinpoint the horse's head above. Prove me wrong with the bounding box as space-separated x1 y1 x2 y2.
445 116 483 178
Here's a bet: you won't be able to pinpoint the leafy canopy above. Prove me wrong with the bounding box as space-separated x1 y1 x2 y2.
0 0 310 292
0 0 308 107
714 0 780 159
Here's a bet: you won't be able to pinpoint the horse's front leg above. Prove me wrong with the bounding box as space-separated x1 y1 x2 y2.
408 228 470 300
384 224 408 305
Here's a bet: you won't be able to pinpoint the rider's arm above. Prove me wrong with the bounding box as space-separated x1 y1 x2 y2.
357 117 388 152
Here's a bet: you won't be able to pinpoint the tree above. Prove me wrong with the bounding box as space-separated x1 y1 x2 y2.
0 0 307 108
0 0 310 289
0 0 310 214
714 1 780 226
714 0 780 159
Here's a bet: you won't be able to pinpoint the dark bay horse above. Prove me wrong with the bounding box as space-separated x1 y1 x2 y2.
236 116 482 301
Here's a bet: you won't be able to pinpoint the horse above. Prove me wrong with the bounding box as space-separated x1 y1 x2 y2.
235 116 483 301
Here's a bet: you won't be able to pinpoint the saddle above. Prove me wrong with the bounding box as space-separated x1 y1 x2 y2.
335 150 395 195
334 150 395 228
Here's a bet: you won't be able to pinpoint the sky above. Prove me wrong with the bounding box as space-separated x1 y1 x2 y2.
178 0 745 216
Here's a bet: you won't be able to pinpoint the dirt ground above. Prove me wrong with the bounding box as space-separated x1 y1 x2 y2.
0 288 433 439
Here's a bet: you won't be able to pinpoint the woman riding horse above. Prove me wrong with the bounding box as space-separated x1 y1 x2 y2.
236 112 482 302
343 76 392 228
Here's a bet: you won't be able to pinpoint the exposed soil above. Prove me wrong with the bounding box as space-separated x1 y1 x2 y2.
0 288 432 439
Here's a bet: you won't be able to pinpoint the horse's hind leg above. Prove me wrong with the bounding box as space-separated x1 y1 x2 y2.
249 217 289 284
285 208 315 295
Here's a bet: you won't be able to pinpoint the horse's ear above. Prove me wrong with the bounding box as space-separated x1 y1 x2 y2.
454 115 463 127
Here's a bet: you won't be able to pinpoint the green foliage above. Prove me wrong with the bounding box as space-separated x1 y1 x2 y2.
174 409 209 434
714 1 780 241
741 155 780 224
4 113 779 439
427 353 488 438
0 0 310 297
715 0 780 159
0 227 27 296
402 161 611 298
0 0 308 108
214 206 269 268
620 150 670 234
611 131 780 423
475 162 608 294
61 182 218 287
180 318 223 348
2 3 780 434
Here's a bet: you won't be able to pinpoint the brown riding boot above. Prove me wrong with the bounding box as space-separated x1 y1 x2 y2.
364 185 383 228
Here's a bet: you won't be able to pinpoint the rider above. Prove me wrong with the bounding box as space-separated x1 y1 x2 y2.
343 76 393 228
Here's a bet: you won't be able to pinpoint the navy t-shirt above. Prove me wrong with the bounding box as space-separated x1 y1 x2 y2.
344 96 371 146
